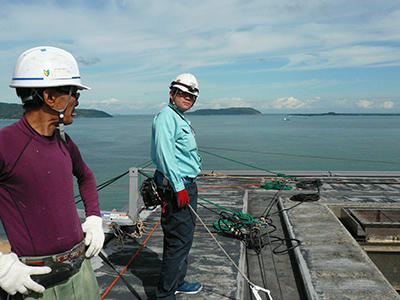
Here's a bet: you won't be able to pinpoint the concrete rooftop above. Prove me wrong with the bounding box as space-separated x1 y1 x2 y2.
94 171 400 300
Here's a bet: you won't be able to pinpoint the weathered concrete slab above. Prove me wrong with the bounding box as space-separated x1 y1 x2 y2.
94 174 400 300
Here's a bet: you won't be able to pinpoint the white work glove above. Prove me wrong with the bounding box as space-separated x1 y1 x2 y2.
0 252 51 295
82 215 105 258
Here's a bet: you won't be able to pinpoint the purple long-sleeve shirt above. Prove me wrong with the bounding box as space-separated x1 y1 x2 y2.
0 115 100 256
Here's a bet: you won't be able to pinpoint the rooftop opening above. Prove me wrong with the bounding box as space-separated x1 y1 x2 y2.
340 207 400 293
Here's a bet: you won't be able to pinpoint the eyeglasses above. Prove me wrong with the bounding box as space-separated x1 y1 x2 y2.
176 90 197 101
171 82 199 95
54 86 80 100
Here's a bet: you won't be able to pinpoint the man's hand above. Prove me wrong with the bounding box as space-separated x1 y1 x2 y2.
177 189 189 208
0 252 51 295
82 216 105 258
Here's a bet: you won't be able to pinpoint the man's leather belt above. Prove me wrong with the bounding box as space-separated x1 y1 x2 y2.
21 241 85 266
155 170 196 186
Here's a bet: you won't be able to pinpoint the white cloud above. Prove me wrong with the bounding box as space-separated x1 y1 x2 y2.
382 101 394 109
99 98 120 105
357 100 375 108
272 96 318 110
2 1 399 71
0 1 400 113
356 99 396 109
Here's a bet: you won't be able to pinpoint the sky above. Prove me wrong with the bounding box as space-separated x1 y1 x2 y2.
0 0 399 115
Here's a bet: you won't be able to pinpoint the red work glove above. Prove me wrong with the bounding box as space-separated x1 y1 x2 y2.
176 189 189 208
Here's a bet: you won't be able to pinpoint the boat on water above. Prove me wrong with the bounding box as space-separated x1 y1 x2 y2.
86 168 400 300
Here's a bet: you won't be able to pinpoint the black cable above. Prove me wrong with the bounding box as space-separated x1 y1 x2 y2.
99 252 142 300
261 183 287 217
199 145 400 166
197 201 222 216
75 171 129 204
265 223 284 300
257 248 268 291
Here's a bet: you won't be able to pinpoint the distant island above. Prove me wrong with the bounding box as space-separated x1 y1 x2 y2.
188 107 262 115
0 102 112 119
292 112 400 116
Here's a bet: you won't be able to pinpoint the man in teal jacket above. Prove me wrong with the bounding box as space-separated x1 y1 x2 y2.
151 73 202 299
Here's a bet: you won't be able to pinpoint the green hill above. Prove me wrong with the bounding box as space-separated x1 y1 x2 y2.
0 103 23 119
188 107 262 115
0 102 113 119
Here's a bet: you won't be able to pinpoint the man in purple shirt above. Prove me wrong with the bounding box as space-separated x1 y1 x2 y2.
0 47 104 300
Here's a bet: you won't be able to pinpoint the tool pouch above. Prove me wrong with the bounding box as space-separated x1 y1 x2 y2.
140 178 162 209
31 257 83 288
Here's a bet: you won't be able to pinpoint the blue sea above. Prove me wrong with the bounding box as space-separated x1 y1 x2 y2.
1 114 400 212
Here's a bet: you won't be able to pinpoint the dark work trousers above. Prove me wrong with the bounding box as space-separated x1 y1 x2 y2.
155 181 198 300
0 289 24 300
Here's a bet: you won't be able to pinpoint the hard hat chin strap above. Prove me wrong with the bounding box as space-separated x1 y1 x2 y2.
24 88 44 103
57 113 66 142
48 88 73 143
171 89 179 111
23 87 73 142
169 90 183 113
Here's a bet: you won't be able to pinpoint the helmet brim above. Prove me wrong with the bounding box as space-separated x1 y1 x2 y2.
170 83 199 97
9 81 91 90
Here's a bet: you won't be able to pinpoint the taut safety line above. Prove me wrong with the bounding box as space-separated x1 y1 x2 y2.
199 149 293 177
200 145 400 166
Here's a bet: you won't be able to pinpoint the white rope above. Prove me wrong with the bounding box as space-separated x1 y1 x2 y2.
189 204 273 300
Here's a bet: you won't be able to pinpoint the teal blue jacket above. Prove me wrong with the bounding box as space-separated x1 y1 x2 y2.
151 104 202 192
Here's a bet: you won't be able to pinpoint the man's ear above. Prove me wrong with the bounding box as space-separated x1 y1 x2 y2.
43 89 55 106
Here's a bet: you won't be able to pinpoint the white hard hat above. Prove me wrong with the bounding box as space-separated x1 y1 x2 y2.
9 46 90 90
170 73 199 97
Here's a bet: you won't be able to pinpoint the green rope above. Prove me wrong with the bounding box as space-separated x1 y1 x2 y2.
236 211 258 223
138 170 153 179
138 160 153 168
198 196 262 231
213 218 244 232
213 211 262 231
261 181 292 190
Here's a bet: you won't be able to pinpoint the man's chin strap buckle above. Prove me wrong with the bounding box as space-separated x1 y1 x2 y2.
58 113 66 142
54 87 74 143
